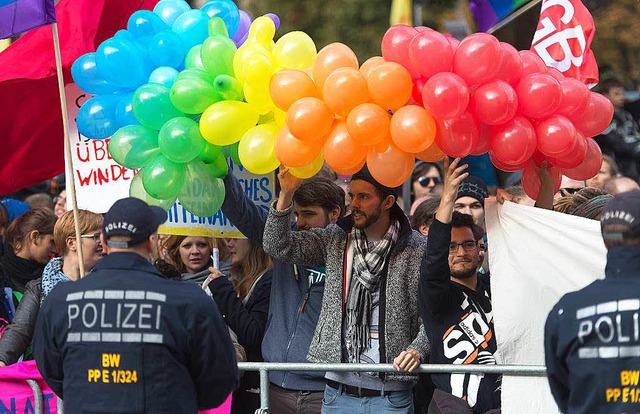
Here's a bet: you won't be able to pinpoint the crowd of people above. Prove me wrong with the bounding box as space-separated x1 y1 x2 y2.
0 82 639 414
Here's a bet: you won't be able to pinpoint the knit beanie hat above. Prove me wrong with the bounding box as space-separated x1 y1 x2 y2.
456 176 489 208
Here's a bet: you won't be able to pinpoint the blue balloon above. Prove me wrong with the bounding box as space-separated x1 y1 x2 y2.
172 9 210 51
71 53 121 95
149 30 186 68
128 10 168 46
149 66 179 87
200 0 240 37
96 37 152 88
115 93 138 127
153 0 191 26
77 94 123 139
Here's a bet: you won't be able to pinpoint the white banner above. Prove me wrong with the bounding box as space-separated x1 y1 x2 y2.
486 199 606 414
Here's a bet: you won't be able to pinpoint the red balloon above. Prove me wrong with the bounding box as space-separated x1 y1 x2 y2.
496 42 523 85
422 72 469 120
557 78 590 119
445 35 460 49
569 92 614 137
409 30 453 79
516 73 562 119
471 123 491 155
381 25 419 77
489 151 528 172
536 115 577 157
435 111 479 158
546 67 565 81
489 116 537 165
412 77 427 105
561 138 603 180
522 160 562 200
415 26 433 32
470 80 518 125
453 33 503 86
519 50 548 76
546 131 588 169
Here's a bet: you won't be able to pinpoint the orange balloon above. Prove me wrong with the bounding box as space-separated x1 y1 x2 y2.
323 121 367 172
416 142 446 162
334 158 366 175
286 97 335 142
312 43 359 91
323 68 370 118
366 144 415 187
346 103 390 147
390 105 437 153
275 126 324 168
372 132 392 153
360 56 385 78
270 69 319 111
367 62 413 111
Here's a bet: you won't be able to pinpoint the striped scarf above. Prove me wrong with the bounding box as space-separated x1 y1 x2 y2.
345 219 400 362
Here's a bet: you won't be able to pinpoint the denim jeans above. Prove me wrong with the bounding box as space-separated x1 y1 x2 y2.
320 384 413 414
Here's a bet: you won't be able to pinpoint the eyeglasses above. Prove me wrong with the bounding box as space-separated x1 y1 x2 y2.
449 240 477 253
417 176 442 187
80 233 101 243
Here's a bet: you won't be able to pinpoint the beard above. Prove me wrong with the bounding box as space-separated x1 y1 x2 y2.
450 262 477 280
351 207 382 230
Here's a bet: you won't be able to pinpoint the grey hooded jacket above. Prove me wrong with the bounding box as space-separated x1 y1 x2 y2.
263 202 430 382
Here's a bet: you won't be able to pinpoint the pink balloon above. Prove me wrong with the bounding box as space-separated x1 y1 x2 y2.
453 33 503 86
569 92 615 137
546 67 565 81
561 138 603 180
415 26 433 32
409 30 454 79
490 116 537 165
470 80 518 125
536 114 577 157
516 73 562 119
471 122 491 155
557 78 590 119
412 77 427 106
519 50 548 76
489 151 528 172
435 111 479 158
422 72 469 120
496 42 523 86
522 159 562 200
445 35 460 49
381 25 419 76
546 131 588 169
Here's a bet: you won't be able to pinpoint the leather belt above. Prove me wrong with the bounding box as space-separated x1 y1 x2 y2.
326 379 392 397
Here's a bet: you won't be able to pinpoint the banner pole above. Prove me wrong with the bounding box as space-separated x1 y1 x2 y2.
51 22 86 277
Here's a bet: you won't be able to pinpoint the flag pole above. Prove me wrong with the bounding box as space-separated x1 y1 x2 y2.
51 22 86 277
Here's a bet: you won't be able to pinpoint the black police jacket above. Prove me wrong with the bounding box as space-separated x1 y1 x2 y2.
545 246 640 414
33 252 239 413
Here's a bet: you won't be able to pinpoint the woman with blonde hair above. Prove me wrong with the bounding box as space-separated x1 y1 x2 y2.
0 209 103 366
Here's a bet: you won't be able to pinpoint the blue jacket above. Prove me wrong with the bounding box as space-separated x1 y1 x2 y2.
33 252 239 413
545 246 640 414
221 173 326 391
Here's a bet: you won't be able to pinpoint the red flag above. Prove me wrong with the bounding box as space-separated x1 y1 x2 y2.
530 0 598 86
0 0 157 195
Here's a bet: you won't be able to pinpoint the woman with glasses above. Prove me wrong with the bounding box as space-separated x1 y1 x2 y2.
412 161 444 201
0 209 103 366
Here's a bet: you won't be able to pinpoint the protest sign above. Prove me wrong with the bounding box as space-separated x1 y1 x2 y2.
486 199 605 413
0 361 58 414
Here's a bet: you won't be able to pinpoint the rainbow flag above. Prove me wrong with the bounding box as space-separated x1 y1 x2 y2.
469 0 531 32
0 0 55 39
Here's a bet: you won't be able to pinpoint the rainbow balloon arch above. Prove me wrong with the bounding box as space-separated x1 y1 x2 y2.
72 0 614 217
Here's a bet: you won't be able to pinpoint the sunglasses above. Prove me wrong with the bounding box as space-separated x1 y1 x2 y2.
417 176 442 187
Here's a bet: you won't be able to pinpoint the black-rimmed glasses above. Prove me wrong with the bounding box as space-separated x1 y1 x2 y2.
449 240 477 253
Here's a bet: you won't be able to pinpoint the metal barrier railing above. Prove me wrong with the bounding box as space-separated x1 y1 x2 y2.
21 362 547 414
238 362 548 414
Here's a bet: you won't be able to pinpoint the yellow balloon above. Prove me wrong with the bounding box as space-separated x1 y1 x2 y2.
233 43 271 86
244 54 273 85
247 16 275 50
238 123 281 174
244 83 275 115
289 151 325 179
200 101 259 146
273 31 317 70
273 108 287 127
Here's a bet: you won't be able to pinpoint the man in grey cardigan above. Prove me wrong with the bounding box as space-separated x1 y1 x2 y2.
264 165 429 413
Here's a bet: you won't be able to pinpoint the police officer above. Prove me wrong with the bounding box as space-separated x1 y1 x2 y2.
34 198 239 413
545 189 640 414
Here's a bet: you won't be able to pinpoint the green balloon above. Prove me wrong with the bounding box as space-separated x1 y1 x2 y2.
142 155 186 199
223 142 242 167
201 33 236 78
170 78 222 114
185 45 205 70
130 170 177 211
200 142 229 178
214 74 243 101
179 160 225 217
175 68 214 85
158 117 205 163
109 125 161 169
208 17 229 37
132 83 184 130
